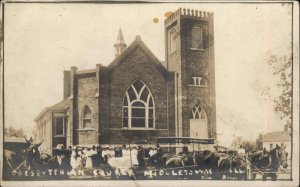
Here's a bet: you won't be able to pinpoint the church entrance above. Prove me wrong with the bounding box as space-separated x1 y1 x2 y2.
189 101 208 138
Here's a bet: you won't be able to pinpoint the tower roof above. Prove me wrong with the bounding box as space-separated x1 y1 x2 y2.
116 28 125 45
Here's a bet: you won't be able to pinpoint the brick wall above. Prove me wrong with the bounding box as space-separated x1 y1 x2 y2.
108 47 176 144
182 18 216 138
165 15 216 138
73 73 99 145
99 67 110 144
63 71 70 99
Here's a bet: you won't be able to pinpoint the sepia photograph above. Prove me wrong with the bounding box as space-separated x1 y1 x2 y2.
0 1 299 187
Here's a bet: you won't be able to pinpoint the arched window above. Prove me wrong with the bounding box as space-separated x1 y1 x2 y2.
190 100 208 138
189 77 194 85
189 76 208 87
82 106 92 128
190 101 207 120
123 80 155 128
200 78 208 87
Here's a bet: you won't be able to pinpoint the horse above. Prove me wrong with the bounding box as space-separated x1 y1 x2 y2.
248 144 288 180
21 139 62 171
195 150 224 179
3 149 24 178
148 152 169 168
3 139 56 179
195 150 248 180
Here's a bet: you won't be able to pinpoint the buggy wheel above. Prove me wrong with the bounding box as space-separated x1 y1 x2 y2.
270 173 277 181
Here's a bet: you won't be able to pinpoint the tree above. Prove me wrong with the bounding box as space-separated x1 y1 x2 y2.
255 133 263 150
231 134 263 152
267 54 292 129
4 126 26 138
230 135 244 150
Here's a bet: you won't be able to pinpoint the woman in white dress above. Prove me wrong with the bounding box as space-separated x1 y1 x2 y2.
122 147 128 158
131 146 139 166
85 148 93 169
76 150 84 169
70 148 78 169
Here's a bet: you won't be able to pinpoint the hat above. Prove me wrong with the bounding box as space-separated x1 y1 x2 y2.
56 144 64 150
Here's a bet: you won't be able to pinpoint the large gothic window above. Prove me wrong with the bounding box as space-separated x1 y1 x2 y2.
123 80 155 129
82 106 92 128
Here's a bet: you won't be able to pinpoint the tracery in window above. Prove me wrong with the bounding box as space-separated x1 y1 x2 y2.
123 80 155 128
190 101 207 120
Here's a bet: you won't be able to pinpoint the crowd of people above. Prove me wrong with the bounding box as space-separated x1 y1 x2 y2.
51 144 163 170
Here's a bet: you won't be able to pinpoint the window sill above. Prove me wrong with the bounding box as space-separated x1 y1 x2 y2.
189 48 205 51
76 128 96 131
122 127 155 130
54 135 66 138
111 128 168 131
188 85 208 88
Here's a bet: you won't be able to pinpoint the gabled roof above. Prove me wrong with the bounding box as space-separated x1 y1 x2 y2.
51 99 71 109
34 99 70 122
262 131 291 142
108 35 171 79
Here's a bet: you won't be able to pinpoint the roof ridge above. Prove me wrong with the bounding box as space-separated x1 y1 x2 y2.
108 35 171 80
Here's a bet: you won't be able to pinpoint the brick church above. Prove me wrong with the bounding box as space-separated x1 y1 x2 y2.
35 8 216 153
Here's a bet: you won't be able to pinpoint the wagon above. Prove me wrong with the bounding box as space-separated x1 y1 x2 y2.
250 167 279 181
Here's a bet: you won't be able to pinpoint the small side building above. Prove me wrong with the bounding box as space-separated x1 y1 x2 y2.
34 100 71 154
262 129 291 169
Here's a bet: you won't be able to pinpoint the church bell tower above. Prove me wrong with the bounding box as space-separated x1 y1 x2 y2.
114 28 127 57
165 8 216 139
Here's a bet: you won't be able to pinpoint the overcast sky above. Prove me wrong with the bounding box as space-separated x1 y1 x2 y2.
4 3 292 147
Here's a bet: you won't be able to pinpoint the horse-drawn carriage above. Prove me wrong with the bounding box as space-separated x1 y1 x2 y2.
247 144 289 181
